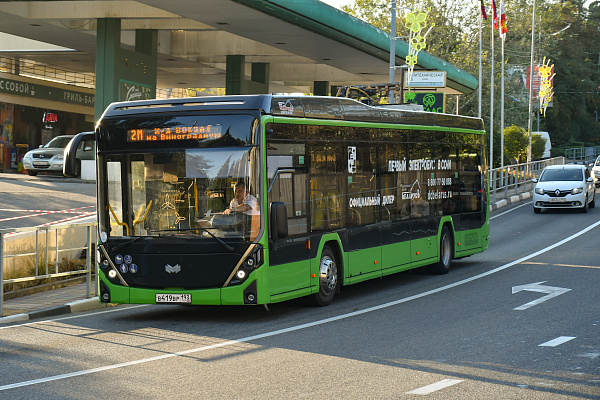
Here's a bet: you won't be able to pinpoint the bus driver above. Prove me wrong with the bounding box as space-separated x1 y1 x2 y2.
223 182 258 215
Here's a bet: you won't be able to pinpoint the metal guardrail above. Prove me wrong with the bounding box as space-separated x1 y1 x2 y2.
564 147 600 164
0 222 97 317
489 157 566 204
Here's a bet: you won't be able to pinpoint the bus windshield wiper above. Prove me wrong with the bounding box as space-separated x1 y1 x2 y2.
149 228 235 252
111 236 145 252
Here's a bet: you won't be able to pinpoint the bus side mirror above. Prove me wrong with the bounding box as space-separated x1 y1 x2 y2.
270 202 288 241
64 131 94 177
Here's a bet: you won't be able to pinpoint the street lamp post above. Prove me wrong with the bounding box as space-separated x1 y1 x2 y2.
389 0 397 103
527 0 536 163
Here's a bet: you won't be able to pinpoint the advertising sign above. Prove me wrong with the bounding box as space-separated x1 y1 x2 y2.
119 80 153 102
404 92 445 113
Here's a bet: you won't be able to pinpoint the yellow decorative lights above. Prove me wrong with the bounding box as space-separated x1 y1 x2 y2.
404 9 434 92
538 57 555 116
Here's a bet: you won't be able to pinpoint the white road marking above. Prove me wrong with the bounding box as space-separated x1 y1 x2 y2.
2 219 600 391
539 336 576 347
490 201 532 220
406 379 463 395
512 281 571 310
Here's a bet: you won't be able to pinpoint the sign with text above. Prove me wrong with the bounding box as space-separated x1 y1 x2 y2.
404 92 445 113
405 71 446 88
0 75 94 106
119 80 153 102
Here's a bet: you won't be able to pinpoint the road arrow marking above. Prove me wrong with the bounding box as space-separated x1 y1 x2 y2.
512 281 571 310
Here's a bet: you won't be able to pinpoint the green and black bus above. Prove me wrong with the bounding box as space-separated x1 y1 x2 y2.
64 95 489 307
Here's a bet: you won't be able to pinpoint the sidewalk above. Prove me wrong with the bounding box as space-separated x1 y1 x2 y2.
1 279 111 324
0 170 90 183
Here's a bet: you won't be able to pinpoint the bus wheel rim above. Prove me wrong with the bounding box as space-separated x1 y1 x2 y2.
441 234 451 266
319 257 337 295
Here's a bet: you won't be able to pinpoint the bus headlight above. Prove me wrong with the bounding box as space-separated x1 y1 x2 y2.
108 269 117 279
230 245 263 285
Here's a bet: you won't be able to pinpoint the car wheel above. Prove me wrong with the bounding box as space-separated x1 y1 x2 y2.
581 196 589 213
590 193 595 209
26 170 38 176
427 226 453 275
313 245 338 306
533 206 541 214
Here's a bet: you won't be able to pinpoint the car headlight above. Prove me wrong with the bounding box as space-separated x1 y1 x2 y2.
55 154 64 159
534 187 544 195
571 187 583 195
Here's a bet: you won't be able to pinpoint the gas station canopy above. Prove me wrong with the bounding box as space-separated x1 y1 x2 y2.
0 0 477 95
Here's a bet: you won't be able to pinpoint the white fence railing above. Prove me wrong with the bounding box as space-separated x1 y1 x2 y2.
489 157 566 204
0 222 97 317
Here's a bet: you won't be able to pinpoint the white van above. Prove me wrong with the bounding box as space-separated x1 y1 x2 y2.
533 131 552 159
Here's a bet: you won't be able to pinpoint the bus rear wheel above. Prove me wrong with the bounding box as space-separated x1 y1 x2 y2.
313 246 338 306
428 226 453 275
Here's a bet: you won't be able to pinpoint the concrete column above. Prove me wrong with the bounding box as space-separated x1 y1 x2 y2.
95 18 158 121
226 55 245 95
314 81 330 96
226 56 270 95
95 18 121 120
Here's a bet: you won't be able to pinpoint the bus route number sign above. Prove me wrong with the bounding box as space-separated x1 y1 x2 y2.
128 125 222 142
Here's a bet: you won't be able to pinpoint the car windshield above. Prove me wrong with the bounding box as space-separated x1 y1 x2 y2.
595 157 600 166
44 136 73 149
540 168 582 182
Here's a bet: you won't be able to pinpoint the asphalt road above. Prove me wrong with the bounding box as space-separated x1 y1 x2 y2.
0 174 96 229
0 184 598 399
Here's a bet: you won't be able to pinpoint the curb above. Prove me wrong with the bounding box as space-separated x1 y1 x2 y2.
0 297 111 325
490 191 531 211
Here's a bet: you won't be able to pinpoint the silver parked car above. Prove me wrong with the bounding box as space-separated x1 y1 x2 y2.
532 164 596 213
22 133 94 177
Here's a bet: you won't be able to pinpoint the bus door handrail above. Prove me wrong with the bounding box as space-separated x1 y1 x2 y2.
267 168 296 193
108 203 130 236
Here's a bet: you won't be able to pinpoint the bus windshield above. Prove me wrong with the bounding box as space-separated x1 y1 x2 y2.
100 146 261 242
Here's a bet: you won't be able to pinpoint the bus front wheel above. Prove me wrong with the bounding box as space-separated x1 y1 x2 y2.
428 226 453 275
313 246 338 306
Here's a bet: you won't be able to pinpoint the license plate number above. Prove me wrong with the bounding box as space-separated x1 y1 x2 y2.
33 161 49 166
548 197 566 202
156 293 191 303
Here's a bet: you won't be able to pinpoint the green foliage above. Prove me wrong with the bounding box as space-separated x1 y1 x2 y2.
531 133 547 160
504 125 529 163
342 0 600 151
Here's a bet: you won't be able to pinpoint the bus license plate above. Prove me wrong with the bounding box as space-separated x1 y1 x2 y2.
548 198 566 202
156 294 192 303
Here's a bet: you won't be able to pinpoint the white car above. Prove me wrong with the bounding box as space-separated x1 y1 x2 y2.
532 164 596 213
22 134 94 177
590 155 600 187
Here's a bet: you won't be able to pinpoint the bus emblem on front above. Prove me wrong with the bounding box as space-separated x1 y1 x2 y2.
165 264 181 274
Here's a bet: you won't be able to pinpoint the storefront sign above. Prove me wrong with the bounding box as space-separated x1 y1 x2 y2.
0 76 94 106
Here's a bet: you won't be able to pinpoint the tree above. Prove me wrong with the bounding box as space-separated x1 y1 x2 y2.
342 0 600 152
504 125 529 164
